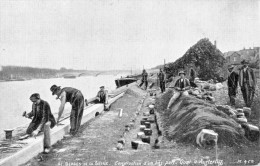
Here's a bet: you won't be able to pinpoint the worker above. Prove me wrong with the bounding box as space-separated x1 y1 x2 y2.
22 93 56 138
93 86 108 104
158 68 166 93
227 65 239 107
50 85 84 136
167 71 190 109
139 69 148 90
239 60 256 107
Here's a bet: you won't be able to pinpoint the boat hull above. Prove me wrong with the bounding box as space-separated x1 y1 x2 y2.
115 78 137 88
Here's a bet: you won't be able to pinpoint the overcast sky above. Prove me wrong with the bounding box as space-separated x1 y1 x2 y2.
0 0 259 70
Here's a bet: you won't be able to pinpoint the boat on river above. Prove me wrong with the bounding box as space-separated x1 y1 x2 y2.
115 74 141 88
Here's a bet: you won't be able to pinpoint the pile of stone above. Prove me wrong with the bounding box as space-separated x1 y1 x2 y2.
188 87 215 102
216 105 259 142
188 78 224 102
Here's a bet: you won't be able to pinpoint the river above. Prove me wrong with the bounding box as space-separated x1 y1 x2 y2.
0 74 127 136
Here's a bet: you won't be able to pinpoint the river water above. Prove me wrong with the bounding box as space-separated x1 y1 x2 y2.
0 74 126 136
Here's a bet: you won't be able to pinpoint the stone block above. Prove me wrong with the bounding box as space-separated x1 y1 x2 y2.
144 122 151 128
241 124 259 142
137 132 145 139
243 107 251 118
140 125 146 131
141 136 151 144
116 143 124 150
196 129 218 147
118 138 126 145
144 129 152 136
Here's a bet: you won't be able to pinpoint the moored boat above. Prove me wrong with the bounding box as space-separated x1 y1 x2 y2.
115 77 137 88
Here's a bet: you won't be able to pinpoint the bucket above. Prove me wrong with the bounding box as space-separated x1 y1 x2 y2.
4 129 14 139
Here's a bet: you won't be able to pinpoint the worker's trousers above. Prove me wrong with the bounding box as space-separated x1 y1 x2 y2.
70 92 84 135
167 90 189 109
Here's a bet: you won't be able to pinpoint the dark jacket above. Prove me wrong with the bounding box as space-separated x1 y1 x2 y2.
174 78 190 90
27 100 56 131
61 87 81 104
142 72 148 82
96 90 107 103
239 67 256 88
227 71 239 89
158 71 165 82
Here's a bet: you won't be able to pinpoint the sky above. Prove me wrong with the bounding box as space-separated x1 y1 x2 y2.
0 0 260 70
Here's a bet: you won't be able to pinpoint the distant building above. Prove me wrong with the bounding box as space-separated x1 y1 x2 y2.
224 47 259 65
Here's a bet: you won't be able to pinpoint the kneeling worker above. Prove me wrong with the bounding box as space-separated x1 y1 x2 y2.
167 71 190 109
23 93 56 138
50 85 84 135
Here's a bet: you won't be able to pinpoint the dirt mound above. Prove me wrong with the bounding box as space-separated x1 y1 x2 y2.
124 85 144 97
155 90 250 147
165 38 227 82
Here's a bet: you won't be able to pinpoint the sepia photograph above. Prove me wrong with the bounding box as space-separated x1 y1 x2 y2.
0 0 260 165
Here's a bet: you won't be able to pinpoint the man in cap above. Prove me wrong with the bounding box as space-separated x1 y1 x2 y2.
93 86 108 104
139 69 148 90
167 71 190 109
158 68 166 93
23 93 56 137
50 85 84 135
239 60 256 107
227 64 239 107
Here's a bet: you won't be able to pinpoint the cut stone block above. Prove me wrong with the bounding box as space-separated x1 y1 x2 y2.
142 117 148 121
196 129 218 147
243 107 251 118
137 132 145 139
144 129 152 136
140 120 146 125
236 108 243 113
148 116 155 123
241 124 260 142
118 138 126 145
148 104 155 109
116 143 124 150
144 122 151 128
141 136 151 144
237 117 247 124
131 141 141 149
140 125 146 131
237 113 245 118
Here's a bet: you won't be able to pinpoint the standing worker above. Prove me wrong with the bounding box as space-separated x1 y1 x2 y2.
158 68 166 93
139 69 148 90
50 85 84 136
227 65 239 107
238 60 256 107
167 71 190 110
